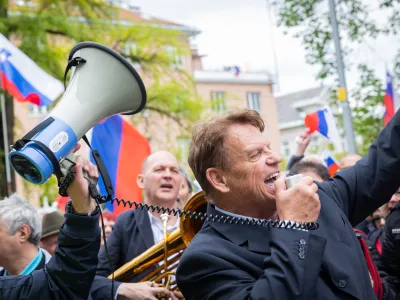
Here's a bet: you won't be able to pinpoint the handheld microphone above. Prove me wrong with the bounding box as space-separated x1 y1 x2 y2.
285 174 303 189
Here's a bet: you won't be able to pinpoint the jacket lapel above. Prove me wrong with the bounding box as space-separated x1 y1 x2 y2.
135 208 155 249
207 204 271 254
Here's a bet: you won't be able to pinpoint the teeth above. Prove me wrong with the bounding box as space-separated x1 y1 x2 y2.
267 172 279 180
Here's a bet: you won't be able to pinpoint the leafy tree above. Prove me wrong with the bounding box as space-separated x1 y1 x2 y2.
271 0 397 154
350 64 385 155
0 0 204 202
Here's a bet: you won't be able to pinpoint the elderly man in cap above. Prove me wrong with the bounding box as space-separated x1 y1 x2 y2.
40 210 65 256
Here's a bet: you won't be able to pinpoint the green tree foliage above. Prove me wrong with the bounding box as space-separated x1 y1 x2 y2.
351 64 385 155
0 0 204 202
272 0 398 154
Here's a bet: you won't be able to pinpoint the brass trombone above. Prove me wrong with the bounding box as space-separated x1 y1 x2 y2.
108 191 207 290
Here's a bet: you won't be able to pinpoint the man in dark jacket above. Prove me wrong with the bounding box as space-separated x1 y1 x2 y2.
377 201 400 299
0 154 101 299
90 151 183 300
176 108 400 299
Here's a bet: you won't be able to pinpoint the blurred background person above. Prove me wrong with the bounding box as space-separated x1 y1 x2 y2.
90 151 183 300
0 194 51 276
339 153 362 169
286 129 311 170
177 168 193 209
388 188 400 211
100 211 116 246
289 160 330 182
377 199 400 299
40 210 64 256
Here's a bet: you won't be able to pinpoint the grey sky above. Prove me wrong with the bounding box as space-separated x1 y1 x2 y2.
126 0 399 96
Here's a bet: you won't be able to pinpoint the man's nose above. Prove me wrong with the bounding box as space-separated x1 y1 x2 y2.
163 169 172 178
266 152 282 165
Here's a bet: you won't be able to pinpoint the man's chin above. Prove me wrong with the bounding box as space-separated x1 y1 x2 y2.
156 194 177 203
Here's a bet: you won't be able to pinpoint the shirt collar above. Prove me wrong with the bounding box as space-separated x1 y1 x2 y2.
214 205 261 221
3 247 43 276
147 211 180 229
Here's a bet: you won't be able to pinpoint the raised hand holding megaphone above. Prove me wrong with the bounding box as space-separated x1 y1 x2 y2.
9 42 146 186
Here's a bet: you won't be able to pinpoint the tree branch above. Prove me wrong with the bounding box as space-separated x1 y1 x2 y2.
145 105 188 130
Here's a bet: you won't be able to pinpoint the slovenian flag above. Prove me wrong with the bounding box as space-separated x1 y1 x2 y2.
324 154 340 177
55 115 151 216
383 72 395 126
87 115 151 216
0 34 63 106
233 66 240 76
305 107 341 150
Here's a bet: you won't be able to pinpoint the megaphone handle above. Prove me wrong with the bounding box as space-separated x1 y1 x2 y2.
59 152 100 199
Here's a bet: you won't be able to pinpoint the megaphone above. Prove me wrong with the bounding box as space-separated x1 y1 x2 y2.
9 42 146 185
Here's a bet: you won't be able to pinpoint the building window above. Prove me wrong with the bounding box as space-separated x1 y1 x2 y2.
211 91 226 113
28 103 48 116
247 92 261 112
165 45 184 69
177 136 190 162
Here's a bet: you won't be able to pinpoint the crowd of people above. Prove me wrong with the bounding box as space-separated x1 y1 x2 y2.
0 108 399 299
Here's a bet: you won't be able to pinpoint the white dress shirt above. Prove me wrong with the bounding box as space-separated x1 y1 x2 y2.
147 212 180 244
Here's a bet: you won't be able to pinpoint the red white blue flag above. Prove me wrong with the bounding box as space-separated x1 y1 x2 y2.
87 115 151 216
383 71 395 126
0 34 63 106
304 107 341 150
324 155 340 177
56 115 151 216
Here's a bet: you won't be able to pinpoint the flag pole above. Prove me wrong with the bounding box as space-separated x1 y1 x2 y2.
0 71 12 196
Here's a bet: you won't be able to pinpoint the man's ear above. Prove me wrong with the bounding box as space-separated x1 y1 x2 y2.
137 174 144 189
18 224 31 243
206 168 229 193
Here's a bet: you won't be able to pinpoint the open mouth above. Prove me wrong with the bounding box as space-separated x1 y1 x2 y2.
160 183 173 190
264 172 279 193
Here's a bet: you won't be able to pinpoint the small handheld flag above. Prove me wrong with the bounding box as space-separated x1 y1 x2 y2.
324 155 340 177
383 72 395 126
0 34 63 106
305 107 341 149
233 66 240 76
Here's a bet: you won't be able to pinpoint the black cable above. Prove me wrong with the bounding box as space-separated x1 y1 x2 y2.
60 161 319 300
97 196 319 230
94 195 115 300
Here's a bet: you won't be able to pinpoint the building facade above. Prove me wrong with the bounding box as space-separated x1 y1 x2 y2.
11 2 281 201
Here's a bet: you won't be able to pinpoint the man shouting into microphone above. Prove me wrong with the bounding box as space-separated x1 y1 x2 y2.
176 109 400 299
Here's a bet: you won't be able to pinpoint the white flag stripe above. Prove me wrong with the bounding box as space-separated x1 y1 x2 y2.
0 34 64 101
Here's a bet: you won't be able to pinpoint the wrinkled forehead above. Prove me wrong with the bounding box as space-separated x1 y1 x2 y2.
226 124 268 151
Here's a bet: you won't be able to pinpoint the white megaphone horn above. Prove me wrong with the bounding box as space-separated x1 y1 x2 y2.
9 42 146 185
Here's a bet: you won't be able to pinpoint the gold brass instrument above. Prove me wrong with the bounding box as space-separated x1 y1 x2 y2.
108 191 207 290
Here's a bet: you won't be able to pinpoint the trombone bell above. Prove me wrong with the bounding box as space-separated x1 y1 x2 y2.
108 191 207 290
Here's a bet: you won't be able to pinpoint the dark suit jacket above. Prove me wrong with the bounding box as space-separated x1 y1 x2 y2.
377 202 400 299
90 208 156 299
176 110 400 299
0 211 101 300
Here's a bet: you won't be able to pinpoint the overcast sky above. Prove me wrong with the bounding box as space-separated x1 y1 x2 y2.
125 0 399 95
